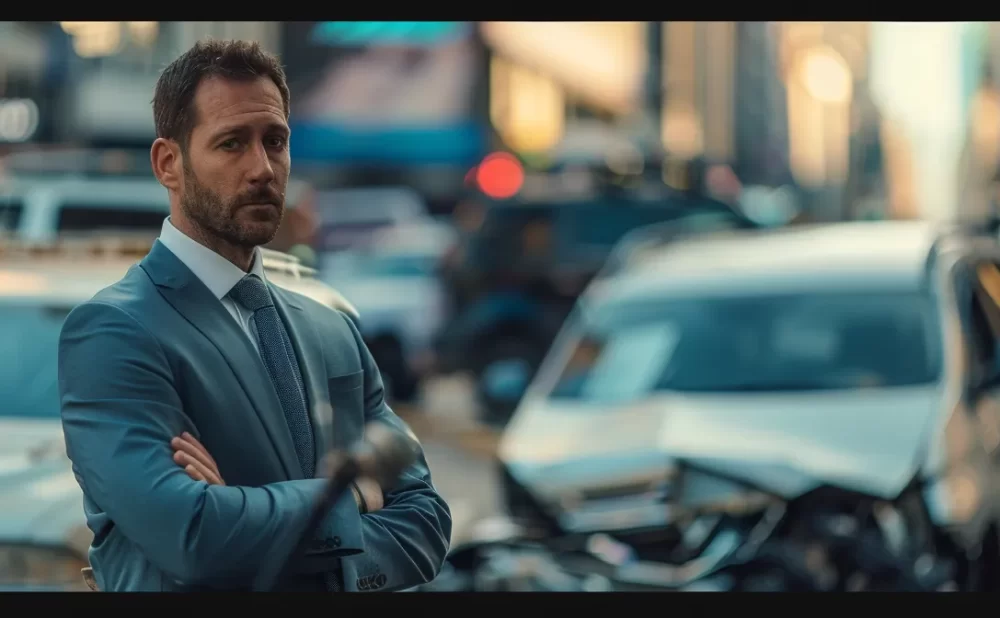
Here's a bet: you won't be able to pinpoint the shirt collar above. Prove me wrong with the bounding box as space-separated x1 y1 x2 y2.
158 217 268 301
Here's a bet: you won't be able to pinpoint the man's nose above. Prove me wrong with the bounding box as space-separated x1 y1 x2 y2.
245 142 275 185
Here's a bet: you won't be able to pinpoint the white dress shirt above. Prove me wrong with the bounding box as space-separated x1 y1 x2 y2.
157 217 268 353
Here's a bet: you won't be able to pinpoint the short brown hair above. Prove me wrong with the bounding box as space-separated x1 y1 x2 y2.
152 39 290 152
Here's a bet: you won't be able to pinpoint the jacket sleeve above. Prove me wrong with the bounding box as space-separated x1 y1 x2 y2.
58 301 346 587
310 314 452 591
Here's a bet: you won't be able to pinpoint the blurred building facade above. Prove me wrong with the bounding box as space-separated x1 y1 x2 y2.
0 21 903 223
279 21 490 213
965 22 1000 219
872 22 992 222
0 22 281 153
479 21 885 221
57 22 280 148
481 22 648 167
0 22 64 147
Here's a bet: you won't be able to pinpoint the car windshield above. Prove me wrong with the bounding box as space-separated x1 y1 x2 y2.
545 290 941 403
0 304 71 418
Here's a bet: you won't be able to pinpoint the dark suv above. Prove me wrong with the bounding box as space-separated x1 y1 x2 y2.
434 190 755 424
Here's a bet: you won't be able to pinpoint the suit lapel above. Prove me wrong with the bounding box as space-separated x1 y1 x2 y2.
139 240 302 480
271 286 331 463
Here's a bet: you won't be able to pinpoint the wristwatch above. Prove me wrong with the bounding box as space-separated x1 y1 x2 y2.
351 481 369 514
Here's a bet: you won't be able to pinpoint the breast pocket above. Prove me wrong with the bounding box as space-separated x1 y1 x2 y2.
326 370 365 448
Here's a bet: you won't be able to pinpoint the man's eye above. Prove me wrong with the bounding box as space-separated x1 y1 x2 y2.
267 136 288 149
220 139 240 150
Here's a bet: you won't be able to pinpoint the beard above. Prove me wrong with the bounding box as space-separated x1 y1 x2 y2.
179 159 286 250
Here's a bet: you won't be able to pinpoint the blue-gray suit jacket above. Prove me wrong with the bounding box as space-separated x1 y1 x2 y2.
57 240 451 592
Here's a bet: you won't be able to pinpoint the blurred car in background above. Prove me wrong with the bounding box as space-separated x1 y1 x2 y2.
322 220 456 403
313 186 428 268
0 175 169 241
0 235 357 590
1 149 321 258
0 148 167 241
434 189 756 425
495 219 1000 591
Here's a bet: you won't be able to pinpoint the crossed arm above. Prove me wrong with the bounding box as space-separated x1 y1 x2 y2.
173 433 384 513
58 301 451 590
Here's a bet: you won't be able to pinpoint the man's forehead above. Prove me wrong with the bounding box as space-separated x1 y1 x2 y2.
193 75 285 125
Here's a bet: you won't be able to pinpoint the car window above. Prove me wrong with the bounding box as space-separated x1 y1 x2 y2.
545 290 942 403
470 207 555 271
567 323 681 403
316 189 426 223
0 198 22 233
0 304 71 418
57 205 166 232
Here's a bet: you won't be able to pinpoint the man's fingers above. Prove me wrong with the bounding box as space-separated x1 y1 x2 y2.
184 464 206 482
180 432 220 469
171 437 219 477
174 451 224 485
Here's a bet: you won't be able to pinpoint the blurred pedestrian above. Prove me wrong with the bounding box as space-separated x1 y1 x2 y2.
57 39 451 592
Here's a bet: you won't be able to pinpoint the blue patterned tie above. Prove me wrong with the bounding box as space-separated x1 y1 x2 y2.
229 274 316 478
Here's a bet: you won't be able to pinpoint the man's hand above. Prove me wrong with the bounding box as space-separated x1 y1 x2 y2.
352 477 383 513
171 432 225 486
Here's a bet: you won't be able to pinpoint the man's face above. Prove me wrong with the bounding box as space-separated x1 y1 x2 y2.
180 76 290 248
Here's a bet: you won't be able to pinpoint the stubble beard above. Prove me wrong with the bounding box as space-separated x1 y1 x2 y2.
179 159 285 254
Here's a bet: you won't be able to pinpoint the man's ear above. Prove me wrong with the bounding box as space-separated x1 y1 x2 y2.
150 137 182 192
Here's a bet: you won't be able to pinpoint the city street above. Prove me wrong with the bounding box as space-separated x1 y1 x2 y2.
395 375 504 545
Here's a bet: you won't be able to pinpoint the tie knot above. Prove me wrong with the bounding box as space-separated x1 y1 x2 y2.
229 274 273 311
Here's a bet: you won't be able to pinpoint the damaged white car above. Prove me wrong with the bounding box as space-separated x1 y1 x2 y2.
493 220 1000 591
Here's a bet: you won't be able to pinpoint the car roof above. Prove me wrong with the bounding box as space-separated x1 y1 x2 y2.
315 186 427 222
0 241 360 319
0 147 154 179
594 220 945 302
1 176 169 209
368 220 456 255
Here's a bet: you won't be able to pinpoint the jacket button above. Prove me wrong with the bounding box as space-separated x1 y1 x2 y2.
332 536 342 548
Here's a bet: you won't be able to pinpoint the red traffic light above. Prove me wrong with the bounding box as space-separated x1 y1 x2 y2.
474 152 524 199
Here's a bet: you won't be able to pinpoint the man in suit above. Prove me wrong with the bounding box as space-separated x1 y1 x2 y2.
58 39 451 592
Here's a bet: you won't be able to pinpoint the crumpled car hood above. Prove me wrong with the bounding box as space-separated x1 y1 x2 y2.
502 385 941 501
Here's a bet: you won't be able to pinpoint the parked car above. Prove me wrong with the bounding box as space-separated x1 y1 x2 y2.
0 175 169 241
322 220 455 402
313 186 428 263
0 236 358 590
0 148 315 245
495 219 1000 591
